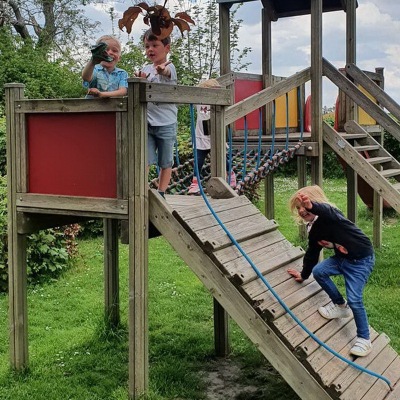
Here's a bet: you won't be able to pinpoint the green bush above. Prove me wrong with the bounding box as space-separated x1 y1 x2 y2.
0 176 80 292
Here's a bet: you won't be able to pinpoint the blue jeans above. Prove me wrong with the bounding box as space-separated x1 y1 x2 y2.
312 254 374 340
148 123 177 168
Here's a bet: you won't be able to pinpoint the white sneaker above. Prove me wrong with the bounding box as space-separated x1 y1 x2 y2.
318 302 352 319
188 178 200 194
350 337 372 357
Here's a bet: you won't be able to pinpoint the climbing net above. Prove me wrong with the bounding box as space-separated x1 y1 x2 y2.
149 141 303 195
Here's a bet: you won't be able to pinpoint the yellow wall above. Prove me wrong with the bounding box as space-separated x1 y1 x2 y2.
358 85 377 125
275 88 299 128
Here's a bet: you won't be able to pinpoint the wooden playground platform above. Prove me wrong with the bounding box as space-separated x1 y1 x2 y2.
151 190 400 400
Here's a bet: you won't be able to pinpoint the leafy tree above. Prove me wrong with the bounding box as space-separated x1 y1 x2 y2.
1 0 99 51
0 27 83 108
170 0 252 85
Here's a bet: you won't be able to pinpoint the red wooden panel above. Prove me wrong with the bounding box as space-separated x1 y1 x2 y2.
234 78 263 131
27 113 117 198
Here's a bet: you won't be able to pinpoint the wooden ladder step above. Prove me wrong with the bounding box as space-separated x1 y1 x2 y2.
353 145 380 152
340 132 368 140
366 156 393 165
380 169 400 178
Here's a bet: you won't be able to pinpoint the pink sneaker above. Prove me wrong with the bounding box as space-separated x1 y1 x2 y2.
227 170 237 188
188 178 200 194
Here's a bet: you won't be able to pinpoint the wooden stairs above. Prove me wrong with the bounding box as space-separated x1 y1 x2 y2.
149 189 400 400
323 120 400 214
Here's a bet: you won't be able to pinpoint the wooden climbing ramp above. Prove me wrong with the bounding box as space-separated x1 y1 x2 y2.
149 189 400 400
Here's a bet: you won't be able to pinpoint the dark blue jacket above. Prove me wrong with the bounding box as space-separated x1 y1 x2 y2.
301 202 374 280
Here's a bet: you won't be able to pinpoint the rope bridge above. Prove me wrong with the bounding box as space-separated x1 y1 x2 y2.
150 142 303 195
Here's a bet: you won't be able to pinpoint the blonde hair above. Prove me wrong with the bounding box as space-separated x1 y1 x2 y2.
96 35 122 53
289 185 335 224
197 78 222 89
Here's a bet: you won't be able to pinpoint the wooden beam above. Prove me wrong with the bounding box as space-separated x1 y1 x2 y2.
225 68 311 125
323 59 400 142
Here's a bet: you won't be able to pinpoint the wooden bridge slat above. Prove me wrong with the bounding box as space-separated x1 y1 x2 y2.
182 204 263 231
261 280 322 320
226 239 297 277
198 216 278 252
329 333 391 396
213 230 284 265
340 345 397 400
282 311 329 350
272 290 330 334
296 317 353 359
318 329 379 388
304 320 357 373
229 245 304 285
358 356 400 400
241 258 303 300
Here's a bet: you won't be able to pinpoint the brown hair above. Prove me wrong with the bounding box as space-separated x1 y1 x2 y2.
143 29 171 46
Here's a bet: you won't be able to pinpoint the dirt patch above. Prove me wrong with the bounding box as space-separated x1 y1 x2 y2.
200 358 298 400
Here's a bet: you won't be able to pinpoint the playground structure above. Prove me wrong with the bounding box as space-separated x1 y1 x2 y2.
5 1 400 399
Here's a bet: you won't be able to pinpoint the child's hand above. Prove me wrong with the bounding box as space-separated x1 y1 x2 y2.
287 269 304 283
87 88 101 97
155 61 171 76
297 193 312 210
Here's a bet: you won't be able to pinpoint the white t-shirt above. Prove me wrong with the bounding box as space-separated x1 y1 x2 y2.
142 63 178 126
195 104 211 150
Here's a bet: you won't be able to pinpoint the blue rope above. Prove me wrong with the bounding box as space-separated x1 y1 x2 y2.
188 104 392 390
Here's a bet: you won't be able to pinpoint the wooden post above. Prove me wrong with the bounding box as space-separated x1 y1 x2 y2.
104 218 120 328
212 1 232 358
262 7 275 220
310 0 323 187
5 83 29 370
345 0 358 223
127 78 149 398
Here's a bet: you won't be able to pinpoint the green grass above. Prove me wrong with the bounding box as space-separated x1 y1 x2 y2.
0 177 399 399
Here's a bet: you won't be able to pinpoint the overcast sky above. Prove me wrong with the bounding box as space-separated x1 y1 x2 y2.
87 0 400 108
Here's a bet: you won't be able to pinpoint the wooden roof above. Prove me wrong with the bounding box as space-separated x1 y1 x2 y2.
217 0 357 20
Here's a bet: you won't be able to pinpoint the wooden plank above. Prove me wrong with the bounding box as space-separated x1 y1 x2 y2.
272 290 330 335
16 193 128 216
296 317 354 359
225 68 311 125
340 345 397 400
329 333 391 396
318 329 379 388
240 257 303 299
361 356 400 399
213 229 284 265
345 63 400 122
262 280 322 320
323 59 400 142
195 215 279 252
141 82 232 106
282 310 329 350
384 383 400 400
228 245 304 285
15 97 127 113
180 204 262 231
149 189 332 400
323 122 400 213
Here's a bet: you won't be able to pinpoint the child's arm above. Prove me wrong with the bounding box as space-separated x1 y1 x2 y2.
287 268 304 283
82 60 96 83
86 87 127 98
155 61 172 77
297 193 313 210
